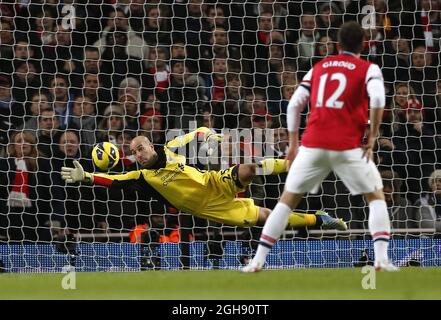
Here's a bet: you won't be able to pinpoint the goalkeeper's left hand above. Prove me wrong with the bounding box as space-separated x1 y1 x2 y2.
203 130 223 156
61 160 93 183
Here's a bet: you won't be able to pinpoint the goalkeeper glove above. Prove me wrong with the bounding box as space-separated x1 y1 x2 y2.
203 130 223 156
61 160 93 184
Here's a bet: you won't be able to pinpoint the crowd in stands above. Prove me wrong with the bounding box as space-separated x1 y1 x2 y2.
0 0 440 242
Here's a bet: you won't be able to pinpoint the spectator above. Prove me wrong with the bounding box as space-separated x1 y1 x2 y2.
269 83 296 117
220 73 244 129
0 21 15 73
94 7 149 66
269 124 289 158
82 46 101 75
392 99 441 203
0 131 61 242
263 123 289 210
413 169 441 235
118 93 141 132
82 73 111 116
209 56 227 102
115 130 137 171
387 82 418 131
372 0 396 40
311 35 337 66
200 108 215 129
100 27 145 93
147 46 170 96
409 45 438 96
13 40 36 63
12 61 42 105
51 130 103 234
0 75 25 131
55 23 80 74
144 94 163 114
139 109 165 145
32 6 57 61
294 13 320 73
96 104 126 145
117 77 142 112
417 0 441 51
361 24 385 64
17 91 51 132
199 26 242 75
179 0 210 48
143 4 171 46
127 0 148 34
382 36 411 86
43 21 82 76
49 75 74 130
167 59 206 130
258 0 288 32
252 110 272 130
204 4 227 30
170 40 187 60
68 95 97 149
36 109 61 159
316 1 342 39
251 89 268 115
5 39 37 75
254 12 286 87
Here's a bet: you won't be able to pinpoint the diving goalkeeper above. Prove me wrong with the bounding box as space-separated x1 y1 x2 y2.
61 127 347 230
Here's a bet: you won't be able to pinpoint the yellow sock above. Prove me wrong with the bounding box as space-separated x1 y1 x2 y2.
259 159 288 175
287 212 317 228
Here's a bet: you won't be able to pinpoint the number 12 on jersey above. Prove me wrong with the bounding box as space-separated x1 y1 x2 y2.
316 72 347 109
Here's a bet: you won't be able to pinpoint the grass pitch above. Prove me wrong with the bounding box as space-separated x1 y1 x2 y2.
0 267 440 300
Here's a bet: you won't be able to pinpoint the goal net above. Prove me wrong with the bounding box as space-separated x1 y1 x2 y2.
0 0 440 272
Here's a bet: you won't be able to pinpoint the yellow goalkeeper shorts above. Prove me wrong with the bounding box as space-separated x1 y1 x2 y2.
194 165 260 227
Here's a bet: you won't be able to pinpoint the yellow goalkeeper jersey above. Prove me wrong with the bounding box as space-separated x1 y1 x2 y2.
93 127 225 215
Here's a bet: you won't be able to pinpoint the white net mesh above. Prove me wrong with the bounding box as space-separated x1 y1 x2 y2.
0 0 440 272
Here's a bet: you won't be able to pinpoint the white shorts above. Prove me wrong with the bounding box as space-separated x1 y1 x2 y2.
285 146 383 195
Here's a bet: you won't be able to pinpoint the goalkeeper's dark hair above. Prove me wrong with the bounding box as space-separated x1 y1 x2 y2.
338 21 365 54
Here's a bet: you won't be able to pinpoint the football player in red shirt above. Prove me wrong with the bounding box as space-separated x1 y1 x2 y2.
243 21 399 272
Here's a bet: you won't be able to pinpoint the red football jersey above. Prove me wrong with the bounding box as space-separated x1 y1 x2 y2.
301 53 382 150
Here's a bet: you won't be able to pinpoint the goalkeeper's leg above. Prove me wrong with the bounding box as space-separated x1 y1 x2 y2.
237 159 288 186
257 207 347 231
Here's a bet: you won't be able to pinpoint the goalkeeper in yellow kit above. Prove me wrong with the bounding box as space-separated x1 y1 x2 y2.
61 127 347 230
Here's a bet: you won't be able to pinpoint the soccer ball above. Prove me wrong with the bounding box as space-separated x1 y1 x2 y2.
92 142 120 170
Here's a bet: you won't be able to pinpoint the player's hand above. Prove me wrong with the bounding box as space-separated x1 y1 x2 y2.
286 145 298 169
204 131 223 143
361 137 375 162
204 131 223 156
61 160 90 183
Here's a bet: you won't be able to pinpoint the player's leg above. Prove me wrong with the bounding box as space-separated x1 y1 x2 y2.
333 149 398 272
242 147 331 272
363 189 398 271
257 207 347 230
258 159 288 175
237 159 289 188
241 191 304 272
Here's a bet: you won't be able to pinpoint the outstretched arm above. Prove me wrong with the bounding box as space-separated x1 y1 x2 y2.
165 127 223 162
363 64 385 162
61 160 143 188
165 127 222 149
286 70 311 167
